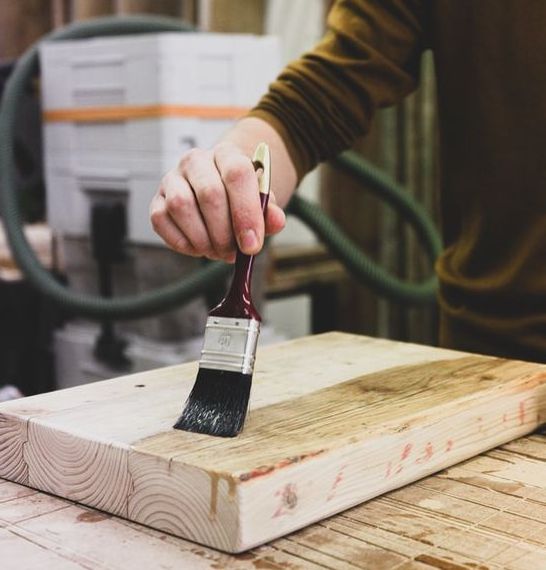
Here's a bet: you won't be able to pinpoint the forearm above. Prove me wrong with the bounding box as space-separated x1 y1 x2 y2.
220 116 298 209
247 0 426 179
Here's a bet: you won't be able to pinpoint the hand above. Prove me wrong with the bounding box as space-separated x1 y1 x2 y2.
150 142 286 263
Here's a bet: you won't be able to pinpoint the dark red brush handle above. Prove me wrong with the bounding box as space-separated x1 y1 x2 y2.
209 163 270 321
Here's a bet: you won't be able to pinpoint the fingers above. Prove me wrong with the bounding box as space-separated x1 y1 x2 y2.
149 193 198 257
214 144 264 255
180 149 235 260
161 170 217 259
265 191 287 236
151 144 286 261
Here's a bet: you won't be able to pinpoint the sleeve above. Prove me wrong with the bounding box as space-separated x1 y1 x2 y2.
247 0 427 180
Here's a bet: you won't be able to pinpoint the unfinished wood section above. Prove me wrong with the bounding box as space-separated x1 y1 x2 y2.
1 432 545 569
207 0 265 33
1 333 545 552
0 223 53 281
266 245 346 297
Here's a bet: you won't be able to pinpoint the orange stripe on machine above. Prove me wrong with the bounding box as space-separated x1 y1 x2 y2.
43 104 249 122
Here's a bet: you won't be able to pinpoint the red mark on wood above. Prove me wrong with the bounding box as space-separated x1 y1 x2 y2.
502 413 508 424
445 439 454 452
385 461 392 479
385 442 416 479
425 442 433 458
327 464 347 501
416 442 434 464
401 443 413 460
239 449 325 482
519 401 526 425
240 465 275 481
272 483 298 518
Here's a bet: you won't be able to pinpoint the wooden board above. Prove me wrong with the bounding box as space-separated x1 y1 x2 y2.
1 332 545 553
2 432 546 569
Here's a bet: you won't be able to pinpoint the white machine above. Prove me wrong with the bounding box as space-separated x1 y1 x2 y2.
40 32 282 388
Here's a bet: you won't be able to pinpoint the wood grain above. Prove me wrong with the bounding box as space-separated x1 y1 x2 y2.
0 414 28 485
0 332 545 553
26 422 131 517
1 433 545 569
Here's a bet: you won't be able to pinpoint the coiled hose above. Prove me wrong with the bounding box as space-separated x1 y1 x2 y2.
0 15 441 320
288 152 442 305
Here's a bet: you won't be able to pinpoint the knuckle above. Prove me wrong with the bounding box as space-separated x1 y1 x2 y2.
197 183 223 207
172 235 190 253
178 147 200 170
220 248 236 262
190 236 209 254
180 226 210 254
223 158 251 187
213 233 234 253
149 208 164 230
197 243 214 257
165 192 187 212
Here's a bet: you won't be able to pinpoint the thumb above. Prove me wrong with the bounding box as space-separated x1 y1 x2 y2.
265 191 286 236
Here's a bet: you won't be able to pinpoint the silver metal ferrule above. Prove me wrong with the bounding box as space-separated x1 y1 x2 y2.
199 316 261 374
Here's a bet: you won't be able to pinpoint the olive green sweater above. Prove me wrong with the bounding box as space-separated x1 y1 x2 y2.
250 0 546 362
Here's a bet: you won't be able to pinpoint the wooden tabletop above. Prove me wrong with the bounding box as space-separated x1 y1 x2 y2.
2 430 545 570
3 333 545 553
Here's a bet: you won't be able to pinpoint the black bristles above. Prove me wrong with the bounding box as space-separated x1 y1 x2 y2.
173 368 252 437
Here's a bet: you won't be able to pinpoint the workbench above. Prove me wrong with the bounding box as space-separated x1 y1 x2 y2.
1 431 545 569
2 332 546 568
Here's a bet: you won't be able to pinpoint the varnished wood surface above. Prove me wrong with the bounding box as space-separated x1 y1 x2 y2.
1 431 545 569
1 333 545 553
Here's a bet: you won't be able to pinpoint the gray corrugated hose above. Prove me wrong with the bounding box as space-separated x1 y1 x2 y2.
0 15 441 320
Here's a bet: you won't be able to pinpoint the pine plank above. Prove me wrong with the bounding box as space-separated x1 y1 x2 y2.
0 435 545 568
0 332 545 553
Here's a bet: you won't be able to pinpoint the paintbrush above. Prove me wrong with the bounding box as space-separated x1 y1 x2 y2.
173 143 271 437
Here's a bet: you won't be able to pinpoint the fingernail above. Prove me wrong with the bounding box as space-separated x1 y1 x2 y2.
239 229 258 253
